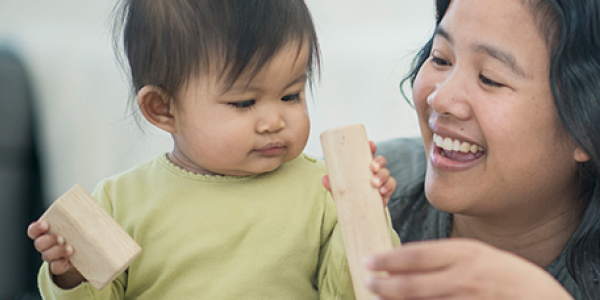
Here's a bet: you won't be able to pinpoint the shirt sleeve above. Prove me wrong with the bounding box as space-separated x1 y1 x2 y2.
316 188 401 300
38 263 126 300
316 189 355 300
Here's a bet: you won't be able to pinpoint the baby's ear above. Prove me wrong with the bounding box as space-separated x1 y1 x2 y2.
137 85 177 133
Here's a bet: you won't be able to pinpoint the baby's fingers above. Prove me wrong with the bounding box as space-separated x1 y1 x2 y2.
380 175 396 206
34 234 65 253
370 156 395 205
369 141 377 156
27 221 49 240
41 242 73 266
370 155 388 173
322 175 331 192
370 167 390 189
50 257 74 276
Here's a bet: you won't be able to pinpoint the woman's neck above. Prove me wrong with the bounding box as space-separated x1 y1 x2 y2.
450 198 586 268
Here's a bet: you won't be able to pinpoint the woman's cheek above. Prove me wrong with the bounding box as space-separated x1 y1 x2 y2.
412 68 433 121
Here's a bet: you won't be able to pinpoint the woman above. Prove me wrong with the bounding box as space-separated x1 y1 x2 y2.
369 0 600 299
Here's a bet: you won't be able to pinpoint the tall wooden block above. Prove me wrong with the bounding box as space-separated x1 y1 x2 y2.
320 124 395 300
39 185 141 290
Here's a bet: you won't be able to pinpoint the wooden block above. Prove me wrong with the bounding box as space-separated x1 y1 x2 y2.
38 185 141 290
320 124 395 300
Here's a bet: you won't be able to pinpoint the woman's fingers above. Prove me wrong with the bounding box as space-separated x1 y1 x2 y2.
366 270 455 299
365 239 577 300
366 240 460 273
364 241 467 299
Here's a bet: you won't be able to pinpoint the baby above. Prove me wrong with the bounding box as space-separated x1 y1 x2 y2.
27 0 398 299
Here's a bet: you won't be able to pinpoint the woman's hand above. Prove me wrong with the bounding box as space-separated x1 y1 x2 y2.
27 220 85 289
322 141 396 206
364 239 574 300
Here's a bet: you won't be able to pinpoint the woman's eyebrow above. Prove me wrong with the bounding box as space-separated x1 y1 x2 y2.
435 26 528 79
435 27 453 44
473 44 528 78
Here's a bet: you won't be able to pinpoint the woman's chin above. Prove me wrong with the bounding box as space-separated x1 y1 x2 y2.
424 176 474 214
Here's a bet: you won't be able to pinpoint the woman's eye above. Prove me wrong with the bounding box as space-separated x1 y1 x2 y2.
479 75 503 88
431 56 451 67
281 93 301 102
229 100 255 109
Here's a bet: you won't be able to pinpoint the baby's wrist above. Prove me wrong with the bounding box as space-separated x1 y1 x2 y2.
52 268 85 290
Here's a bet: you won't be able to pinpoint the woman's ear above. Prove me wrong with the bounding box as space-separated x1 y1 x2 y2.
137 85 177 133
573 148 591 163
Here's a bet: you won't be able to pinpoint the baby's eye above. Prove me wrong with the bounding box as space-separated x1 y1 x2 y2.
229 100 255 109
281 93 301 102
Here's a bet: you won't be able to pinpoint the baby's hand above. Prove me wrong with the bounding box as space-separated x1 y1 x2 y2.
322 141 397 207
368 141 396 206
27 220 85 288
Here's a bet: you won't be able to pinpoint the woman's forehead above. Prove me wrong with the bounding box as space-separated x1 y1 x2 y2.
439 0 548 72
442 0 537 35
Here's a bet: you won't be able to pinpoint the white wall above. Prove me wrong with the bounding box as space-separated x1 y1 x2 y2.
0 0 435 204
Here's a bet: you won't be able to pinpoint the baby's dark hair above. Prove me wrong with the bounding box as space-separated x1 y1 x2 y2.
114 0 320 103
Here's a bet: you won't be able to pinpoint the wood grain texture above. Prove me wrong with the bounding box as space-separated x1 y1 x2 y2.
39 185 141 290
321 124 394 300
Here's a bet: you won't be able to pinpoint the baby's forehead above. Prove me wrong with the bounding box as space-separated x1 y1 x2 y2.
216 50 310 88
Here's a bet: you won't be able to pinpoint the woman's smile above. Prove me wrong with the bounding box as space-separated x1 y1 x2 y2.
430 133 485 171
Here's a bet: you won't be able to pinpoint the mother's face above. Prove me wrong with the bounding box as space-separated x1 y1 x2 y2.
413 0 587 217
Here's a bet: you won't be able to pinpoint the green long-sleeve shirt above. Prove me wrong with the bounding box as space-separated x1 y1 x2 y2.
38 153 370 299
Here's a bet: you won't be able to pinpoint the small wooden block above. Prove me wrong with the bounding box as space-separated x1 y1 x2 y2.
321 124 395 300
39 185 141 290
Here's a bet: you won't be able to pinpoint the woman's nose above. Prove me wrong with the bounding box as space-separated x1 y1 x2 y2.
427 73 473 121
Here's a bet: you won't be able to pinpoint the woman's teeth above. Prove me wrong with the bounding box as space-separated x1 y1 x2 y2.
434 133 484 154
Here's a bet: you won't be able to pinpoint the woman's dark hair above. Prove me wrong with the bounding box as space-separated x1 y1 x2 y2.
402 0 600 298
113 0 320 104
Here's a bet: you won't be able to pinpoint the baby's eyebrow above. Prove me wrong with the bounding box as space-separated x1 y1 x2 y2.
222 73 308 94
285 73 308 89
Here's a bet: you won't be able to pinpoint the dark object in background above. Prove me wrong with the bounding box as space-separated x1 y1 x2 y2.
0 49 43 300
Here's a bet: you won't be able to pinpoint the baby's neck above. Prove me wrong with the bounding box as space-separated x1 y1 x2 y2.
167 152 217 176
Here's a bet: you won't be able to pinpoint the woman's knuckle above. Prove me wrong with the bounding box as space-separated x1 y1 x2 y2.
406 249 427 266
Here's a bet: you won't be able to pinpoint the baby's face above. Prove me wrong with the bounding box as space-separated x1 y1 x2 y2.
167 43 311 176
